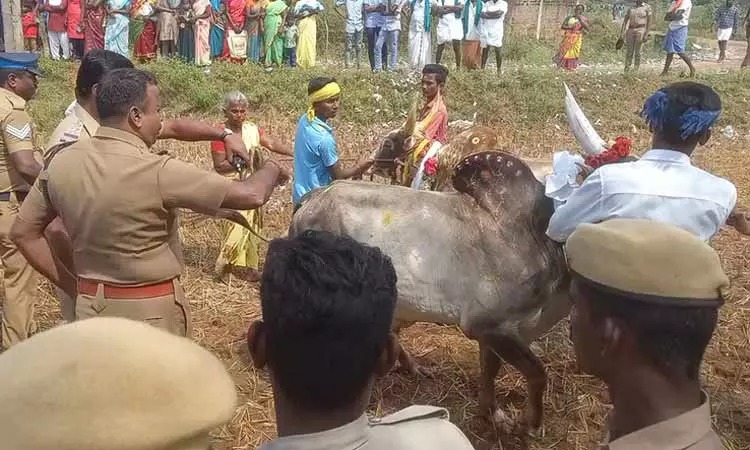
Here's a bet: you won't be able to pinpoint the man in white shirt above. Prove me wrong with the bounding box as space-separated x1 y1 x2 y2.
405 0 439 71
335 0 365 69
435 0 463 69
547 82 737 243
480 0 508 74
374 0 403 71
660 0 696 76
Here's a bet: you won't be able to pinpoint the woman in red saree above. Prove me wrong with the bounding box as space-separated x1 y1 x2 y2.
82 0 106 53
221 0 248 63
555 4 589 70
133 0 158 61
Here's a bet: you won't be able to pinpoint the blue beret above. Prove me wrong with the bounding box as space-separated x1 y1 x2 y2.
0 52 43 77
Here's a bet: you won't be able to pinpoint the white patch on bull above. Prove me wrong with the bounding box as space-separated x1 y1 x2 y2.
410 141 444 190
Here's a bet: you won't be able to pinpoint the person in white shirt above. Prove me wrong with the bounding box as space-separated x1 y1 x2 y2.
660 0 696 76
547 82 738 243
374 0 403 71
335 0 365 69
435 0 463 69
480 0 508 73
404 0 438 71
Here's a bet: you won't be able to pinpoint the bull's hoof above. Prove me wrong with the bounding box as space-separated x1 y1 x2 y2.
492 408 515 435
396 361 435 378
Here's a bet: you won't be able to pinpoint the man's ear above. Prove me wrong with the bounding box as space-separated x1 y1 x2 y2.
375 332 399 376
247 321 267 369
129 106 143 129
698 129 712 146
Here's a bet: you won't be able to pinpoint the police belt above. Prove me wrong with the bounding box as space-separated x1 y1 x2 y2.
0 191 27 202
77 278 176 299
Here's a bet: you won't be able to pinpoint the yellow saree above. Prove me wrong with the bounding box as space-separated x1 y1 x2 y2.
214 123 265 275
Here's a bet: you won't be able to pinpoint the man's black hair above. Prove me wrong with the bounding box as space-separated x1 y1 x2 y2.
307 77 337 95
95 68 157 122
76 49 134 100
260 230 398 412
577 277 718 381
422 64 449 84
657 82 722 146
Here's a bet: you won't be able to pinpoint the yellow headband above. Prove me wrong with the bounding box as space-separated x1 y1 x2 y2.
307 82 341 121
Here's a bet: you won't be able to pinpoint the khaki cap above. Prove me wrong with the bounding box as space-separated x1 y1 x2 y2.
567 219 729 303
0 318 237 450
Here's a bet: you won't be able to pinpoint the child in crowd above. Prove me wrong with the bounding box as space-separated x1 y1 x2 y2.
283 14 298 67
22 1 39 52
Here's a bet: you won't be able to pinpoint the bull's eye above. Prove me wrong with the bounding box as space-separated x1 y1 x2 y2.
471 137 481 145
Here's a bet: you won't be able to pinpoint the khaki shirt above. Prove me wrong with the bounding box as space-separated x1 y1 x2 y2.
17 127 233 285
257 406 475 450
603 396 722 450
626 4 652 28
45 101 99 152
0 87 38 193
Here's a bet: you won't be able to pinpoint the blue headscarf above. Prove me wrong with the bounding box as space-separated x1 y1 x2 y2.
641 89 721 140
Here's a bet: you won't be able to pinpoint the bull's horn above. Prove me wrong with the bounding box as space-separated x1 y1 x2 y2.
404 97 418 136
564 83 607 156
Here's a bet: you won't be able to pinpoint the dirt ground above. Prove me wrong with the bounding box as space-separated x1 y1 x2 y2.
28 68 750 450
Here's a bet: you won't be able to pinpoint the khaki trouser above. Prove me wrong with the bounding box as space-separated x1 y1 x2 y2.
75 279 192 337
625 28 646 70
0 195 39 350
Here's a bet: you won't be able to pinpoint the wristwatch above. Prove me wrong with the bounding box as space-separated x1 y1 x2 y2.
219 128 233 141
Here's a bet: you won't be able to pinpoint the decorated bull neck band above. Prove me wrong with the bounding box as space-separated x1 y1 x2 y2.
571 271 725 308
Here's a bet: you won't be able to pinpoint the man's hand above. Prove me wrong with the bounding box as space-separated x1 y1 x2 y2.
223 133 251 163
575 163 594 184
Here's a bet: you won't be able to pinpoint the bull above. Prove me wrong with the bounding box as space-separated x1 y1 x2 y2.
288 86 608 435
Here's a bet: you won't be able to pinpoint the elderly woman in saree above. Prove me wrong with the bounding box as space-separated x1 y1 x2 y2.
246 0 263 62
193 0 212 65
294 0 324 68
264 0 288 68
211 91 293 282
82 0 107 53
104 0 131 56
222 0 248 63
555 4 589 70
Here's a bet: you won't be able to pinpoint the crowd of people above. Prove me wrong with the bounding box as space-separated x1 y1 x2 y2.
0 34 745 448
19 0 511 72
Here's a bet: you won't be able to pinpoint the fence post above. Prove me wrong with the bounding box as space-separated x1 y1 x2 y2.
535 0 544 40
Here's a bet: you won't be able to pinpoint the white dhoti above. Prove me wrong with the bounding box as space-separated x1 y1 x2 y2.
480 19 505 48
436 15 462 45
408 28 432 70
717 27 732 41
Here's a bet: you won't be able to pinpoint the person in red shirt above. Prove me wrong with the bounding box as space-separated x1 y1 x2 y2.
43 0 70 60
22 2 40 52
67 0 85 59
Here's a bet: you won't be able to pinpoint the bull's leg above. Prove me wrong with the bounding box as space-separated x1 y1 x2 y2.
478 341 503 423
482 334 546 437
393 321 434 377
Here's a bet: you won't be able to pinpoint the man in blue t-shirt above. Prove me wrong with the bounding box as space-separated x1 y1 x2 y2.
293 77 374 208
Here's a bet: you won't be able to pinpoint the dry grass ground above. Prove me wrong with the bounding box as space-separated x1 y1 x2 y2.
26 59 750 450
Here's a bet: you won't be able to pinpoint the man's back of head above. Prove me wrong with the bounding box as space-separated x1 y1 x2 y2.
641 82 722 153
76 49 134 103
252 230 398 419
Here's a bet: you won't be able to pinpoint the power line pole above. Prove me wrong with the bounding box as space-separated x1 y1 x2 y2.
2 0 24 51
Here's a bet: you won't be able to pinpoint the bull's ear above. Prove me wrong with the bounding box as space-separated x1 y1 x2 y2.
404 97 418 136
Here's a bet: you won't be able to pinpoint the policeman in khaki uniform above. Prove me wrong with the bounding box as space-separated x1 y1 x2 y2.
44 49 258 324
0 53 45 350
248 231 475 450
566 219 726 449
0 317 238 450
11 68 287 338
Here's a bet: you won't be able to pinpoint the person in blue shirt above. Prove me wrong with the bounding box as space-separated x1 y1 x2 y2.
293 77 374 209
